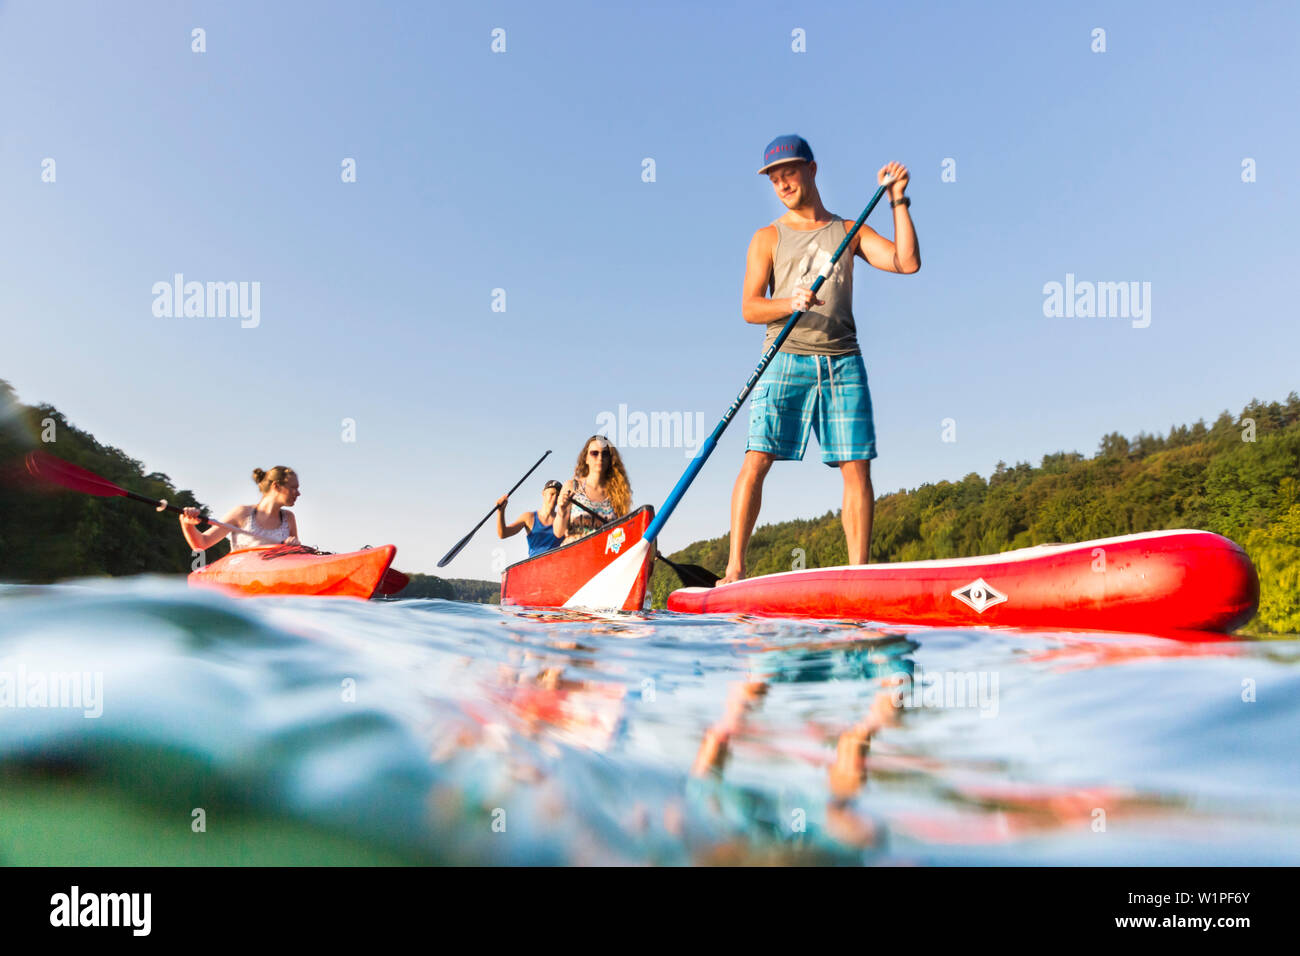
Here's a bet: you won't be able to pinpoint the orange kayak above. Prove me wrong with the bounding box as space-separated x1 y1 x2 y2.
188 545 399 599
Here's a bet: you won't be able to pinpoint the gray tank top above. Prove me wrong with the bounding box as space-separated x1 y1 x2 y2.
764 217 859 356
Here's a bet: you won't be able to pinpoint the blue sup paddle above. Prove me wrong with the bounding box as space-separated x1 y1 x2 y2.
566 178 896 609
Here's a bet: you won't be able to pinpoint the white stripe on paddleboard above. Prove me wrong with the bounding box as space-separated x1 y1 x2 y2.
562 538 652 610
673 529 1221 593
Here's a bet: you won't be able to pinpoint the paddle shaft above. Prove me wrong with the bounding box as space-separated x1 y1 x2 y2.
566 495 608 526
642 180 894 544
438 450 552 567
117 488 285 545
26 451 307 548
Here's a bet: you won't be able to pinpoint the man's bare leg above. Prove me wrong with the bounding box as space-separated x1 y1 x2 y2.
721 451 775 584
839 459 873 565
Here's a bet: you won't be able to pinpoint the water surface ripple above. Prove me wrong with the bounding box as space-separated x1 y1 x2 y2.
1 579 1296 865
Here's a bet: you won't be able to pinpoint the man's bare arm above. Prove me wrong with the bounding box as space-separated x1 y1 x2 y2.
855 162 920 274
740 225 799 324
855 221 920 274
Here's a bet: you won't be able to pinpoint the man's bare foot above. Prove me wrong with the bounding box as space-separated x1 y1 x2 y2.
719 565 745 585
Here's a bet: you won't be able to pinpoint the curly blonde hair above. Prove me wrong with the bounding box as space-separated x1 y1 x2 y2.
574 436 631 517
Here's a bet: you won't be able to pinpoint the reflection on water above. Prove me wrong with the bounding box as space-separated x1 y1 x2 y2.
1 579 1297 865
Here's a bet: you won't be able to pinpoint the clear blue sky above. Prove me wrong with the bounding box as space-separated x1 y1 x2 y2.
2 0 1297 576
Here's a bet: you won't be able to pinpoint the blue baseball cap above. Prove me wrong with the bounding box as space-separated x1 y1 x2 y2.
757 135 814 174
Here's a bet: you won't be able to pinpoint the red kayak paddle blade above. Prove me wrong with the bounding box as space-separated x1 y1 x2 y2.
25 450 127 498
376 568 411 596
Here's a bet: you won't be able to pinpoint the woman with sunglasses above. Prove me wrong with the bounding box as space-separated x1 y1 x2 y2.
553 436 633 544
496 480 565 557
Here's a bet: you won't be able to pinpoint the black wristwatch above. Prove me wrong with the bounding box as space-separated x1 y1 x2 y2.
890 196 911 209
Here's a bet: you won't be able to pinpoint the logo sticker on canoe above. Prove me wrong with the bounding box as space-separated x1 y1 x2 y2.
952 578 1007 614
605 528 626 554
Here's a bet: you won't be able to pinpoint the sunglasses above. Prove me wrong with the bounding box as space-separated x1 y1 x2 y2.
588 448 608 458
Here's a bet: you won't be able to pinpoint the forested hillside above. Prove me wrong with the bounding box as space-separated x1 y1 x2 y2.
389 574 500 603
0 379 225 580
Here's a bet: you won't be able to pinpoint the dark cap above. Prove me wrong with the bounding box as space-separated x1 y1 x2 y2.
758 135 814 175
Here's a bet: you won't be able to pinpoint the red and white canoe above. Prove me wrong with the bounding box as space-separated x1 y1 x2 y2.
667 530 1259 634
500 506 656 611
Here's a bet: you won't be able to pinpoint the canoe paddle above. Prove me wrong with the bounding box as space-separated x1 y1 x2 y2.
567 496 719 588
437 449 552 567
24 450 411 595
562 178 896 609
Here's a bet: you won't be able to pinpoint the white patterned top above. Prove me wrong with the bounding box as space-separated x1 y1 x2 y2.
228 509 291 551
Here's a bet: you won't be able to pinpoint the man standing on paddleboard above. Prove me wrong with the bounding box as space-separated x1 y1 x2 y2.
720 135 919 583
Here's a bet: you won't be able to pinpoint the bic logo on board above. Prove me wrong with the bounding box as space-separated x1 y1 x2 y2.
952 578 1007 614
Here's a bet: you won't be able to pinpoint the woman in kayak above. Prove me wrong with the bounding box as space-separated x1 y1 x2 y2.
553 436 632 543
496 479 564 557
178 466 302 551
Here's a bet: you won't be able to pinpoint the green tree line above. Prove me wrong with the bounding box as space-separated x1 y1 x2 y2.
388 574 500 603
651 393 1300 633
0 378 224 580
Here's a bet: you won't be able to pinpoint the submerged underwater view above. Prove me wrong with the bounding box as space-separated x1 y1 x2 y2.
1 579 1297 866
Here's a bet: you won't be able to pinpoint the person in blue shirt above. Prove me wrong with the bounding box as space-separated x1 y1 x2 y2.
496 479 564 557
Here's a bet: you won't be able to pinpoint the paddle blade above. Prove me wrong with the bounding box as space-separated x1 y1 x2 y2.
562 538 653 611
377 568 411 596
437 532 474 568
25 450 126 498
438 450 552 568
668 561 719 589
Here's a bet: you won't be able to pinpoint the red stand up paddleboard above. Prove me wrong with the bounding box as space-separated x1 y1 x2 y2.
667 530 1259 634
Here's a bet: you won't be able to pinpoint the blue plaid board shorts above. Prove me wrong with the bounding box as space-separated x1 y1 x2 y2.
746 351 877 465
